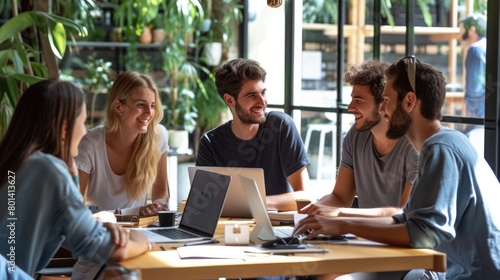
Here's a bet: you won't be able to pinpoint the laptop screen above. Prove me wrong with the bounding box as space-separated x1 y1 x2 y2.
179 169 231 236
188 166 266 218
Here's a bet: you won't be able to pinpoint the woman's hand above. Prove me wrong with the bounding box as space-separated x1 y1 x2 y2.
93 211 117 223
139 203 166 217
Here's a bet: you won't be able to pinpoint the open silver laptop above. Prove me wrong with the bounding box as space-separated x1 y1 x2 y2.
133 169 231 243
188 166 266 218
239 175 293 244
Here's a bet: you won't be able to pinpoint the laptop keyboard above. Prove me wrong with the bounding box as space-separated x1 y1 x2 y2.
153 228 199 239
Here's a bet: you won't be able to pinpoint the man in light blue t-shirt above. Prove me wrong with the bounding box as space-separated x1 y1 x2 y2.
302 60 419 218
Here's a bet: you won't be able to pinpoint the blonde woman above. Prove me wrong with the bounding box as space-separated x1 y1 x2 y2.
76 71 169 216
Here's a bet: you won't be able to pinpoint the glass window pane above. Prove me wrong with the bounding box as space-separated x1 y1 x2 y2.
247 1 285 105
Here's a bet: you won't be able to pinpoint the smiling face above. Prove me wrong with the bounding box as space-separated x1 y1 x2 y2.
347 84 381 131
232 80 267 124
117 87 156 134
381 79 412 139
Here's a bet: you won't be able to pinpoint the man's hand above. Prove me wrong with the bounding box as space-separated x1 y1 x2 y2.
300 203 342 217
293 214 344 239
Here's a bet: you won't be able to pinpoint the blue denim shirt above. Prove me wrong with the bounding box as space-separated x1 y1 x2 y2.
0 152 115 276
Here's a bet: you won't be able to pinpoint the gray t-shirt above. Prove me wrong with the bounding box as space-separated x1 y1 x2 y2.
341 125 419 208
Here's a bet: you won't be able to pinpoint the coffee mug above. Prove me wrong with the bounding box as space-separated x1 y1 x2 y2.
158 211 176 227
295 199 312 211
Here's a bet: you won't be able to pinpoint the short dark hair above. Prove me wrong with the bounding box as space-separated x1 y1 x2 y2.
385 57 447 120
344 59 390 105
213 58 267 100
459 13 487 37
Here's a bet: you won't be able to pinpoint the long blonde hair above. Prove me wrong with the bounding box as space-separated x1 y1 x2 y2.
104 71 164 201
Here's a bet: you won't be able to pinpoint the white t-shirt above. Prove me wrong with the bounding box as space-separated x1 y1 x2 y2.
75 124 168 214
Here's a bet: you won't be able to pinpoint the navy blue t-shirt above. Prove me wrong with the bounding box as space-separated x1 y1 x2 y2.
196 111 311 195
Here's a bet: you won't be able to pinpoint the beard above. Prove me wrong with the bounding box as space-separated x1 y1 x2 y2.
356 106 381 132
235 101 266 125
386 103 411 139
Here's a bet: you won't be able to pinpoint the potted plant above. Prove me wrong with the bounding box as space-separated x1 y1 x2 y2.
157 0 205 150
110 0 161 43
71 54 113 127
193 72 228 153
160 84 198 150
152 16 167 43
200 0 243 66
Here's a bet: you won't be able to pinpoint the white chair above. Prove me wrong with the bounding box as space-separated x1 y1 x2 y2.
304 115 336 180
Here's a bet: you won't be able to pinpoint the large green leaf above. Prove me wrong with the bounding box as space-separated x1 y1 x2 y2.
0 76 21 111
47 22 67 59
0 13 36 43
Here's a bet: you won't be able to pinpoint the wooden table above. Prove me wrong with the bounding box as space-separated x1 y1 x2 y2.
118 221 446 279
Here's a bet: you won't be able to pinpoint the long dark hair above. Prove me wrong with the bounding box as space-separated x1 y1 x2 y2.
0 79 85 184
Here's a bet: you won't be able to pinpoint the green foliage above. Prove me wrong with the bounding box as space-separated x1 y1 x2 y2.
202 0 243 44
110 0 161 39
161 86 198 133
123 44 154 73
0 10 86 137
72 53 113 94
71 53 113 126
302 0 438 27
195 73 227 133
303 0 339 24
156 0 206 132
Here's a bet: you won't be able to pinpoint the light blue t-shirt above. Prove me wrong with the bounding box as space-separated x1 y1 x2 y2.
0 152 115 276
396 129 500 279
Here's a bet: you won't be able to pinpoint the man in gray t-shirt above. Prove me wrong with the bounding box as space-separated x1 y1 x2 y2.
302 60 419 217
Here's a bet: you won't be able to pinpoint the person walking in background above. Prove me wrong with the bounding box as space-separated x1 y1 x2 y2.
458 13 487 123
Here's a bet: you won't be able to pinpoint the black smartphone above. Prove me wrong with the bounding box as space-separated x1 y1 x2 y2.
261 237 303 249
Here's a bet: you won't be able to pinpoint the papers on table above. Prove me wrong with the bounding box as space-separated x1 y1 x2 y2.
177 246 245 259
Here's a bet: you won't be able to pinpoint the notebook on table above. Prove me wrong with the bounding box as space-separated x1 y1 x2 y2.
132 169 231 243
188 166 266 218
